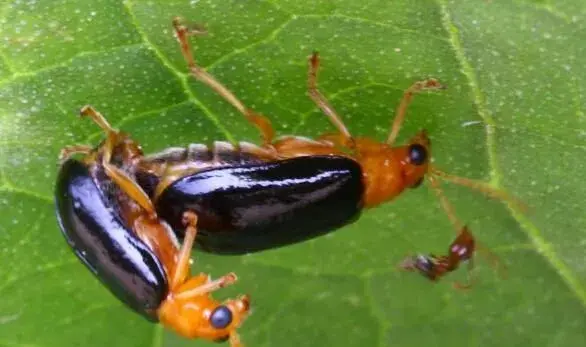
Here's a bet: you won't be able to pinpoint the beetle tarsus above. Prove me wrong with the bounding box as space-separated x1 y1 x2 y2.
172 17 275 146
79 105 117 135
58 145 93 164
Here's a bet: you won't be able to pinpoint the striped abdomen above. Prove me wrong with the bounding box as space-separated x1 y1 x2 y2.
136 141 277 199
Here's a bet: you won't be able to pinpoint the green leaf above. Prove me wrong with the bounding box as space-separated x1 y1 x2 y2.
1 0 584 346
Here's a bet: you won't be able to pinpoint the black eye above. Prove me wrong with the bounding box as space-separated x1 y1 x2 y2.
408 144 427 165
210 305 233 329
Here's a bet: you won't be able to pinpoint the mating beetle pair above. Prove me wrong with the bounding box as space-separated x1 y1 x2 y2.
56 105 250 345
54 17 518 345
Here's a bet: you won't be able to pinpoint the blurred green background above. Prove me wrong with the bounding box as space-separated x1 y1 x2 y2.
0 0 585 346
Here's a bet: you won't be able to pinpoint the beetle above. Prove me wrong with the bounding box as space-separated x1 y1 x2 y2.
134 18 524 254
132 18 524 255
399 226 504 288
55 106 250 346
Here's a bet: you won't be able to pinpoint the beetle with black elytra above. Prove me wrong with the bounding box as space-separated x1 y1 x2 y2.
134 17 523 256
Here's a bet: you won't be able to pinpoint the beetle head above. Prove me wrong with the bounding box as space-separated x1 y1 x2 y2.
158 275 250 346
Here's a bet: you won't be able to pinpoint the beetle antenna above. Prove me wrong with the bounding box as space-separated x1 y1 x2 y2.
476 241 508 280
229 331 243 347
427 174 464 233
429 166 528 212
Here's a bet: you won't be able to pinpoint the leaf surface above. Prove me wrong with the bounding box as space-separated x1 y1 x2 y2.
0 1 584 346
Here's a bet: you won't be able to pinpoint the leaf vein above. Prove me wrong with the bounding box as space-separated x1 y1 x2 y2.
436 0 586 307
122 0 233 142
205 15 295 71
293 81 426 133
0 43 145 88
85 100 193 144
364 274 389 347
55 303 122 327
0 51 15 77
304 13 450 42
516 0 575 23
0 260 78 295
0 185 52 203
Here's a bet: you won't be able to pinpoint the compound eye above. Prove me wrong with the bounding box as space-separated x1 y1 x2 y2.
210 305 233 329
408 144 427 166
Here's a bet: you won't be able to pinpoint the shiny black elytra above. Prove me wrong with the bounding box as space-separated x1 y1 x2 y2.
55 159 167 321
140 16 524 265
150 156 365 254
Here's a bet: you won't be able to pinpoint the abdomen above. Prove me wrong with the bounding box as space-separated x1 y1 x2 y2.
154 156 365 254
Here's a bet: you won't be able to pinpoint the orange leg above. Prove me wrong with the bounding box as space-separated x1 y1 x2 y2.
172 17 275 146
102 160 157 215
59 103 116 163
79 104 117 135
386 79 445 146
79 105 157 216
175 273 239 300
172 211 237 294
307 52 354 148
59 145 93 163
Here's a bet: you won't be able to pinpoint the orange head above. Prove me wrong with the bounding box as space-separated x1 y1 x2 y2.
358 130 432 207
158 275 250 345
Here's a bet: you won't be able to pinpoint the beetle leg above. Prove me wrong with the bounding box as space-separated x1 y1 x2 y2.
58 145 93 163
170 210 199 289
386 79 445 146
89 123 157 216
172 17 275 146
271 135 346 158
171 211 239 293
101 159 157 216
79 105 157 216
307 52 354 148
174 273 238 299
79 105 118 136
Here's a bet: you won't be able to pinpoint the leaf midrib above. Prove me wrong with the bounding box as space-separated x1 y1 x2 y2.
436 0 586 306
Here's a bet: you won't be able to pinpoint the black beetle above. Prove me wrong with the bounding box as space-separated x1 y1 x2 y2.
55 106 250 345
